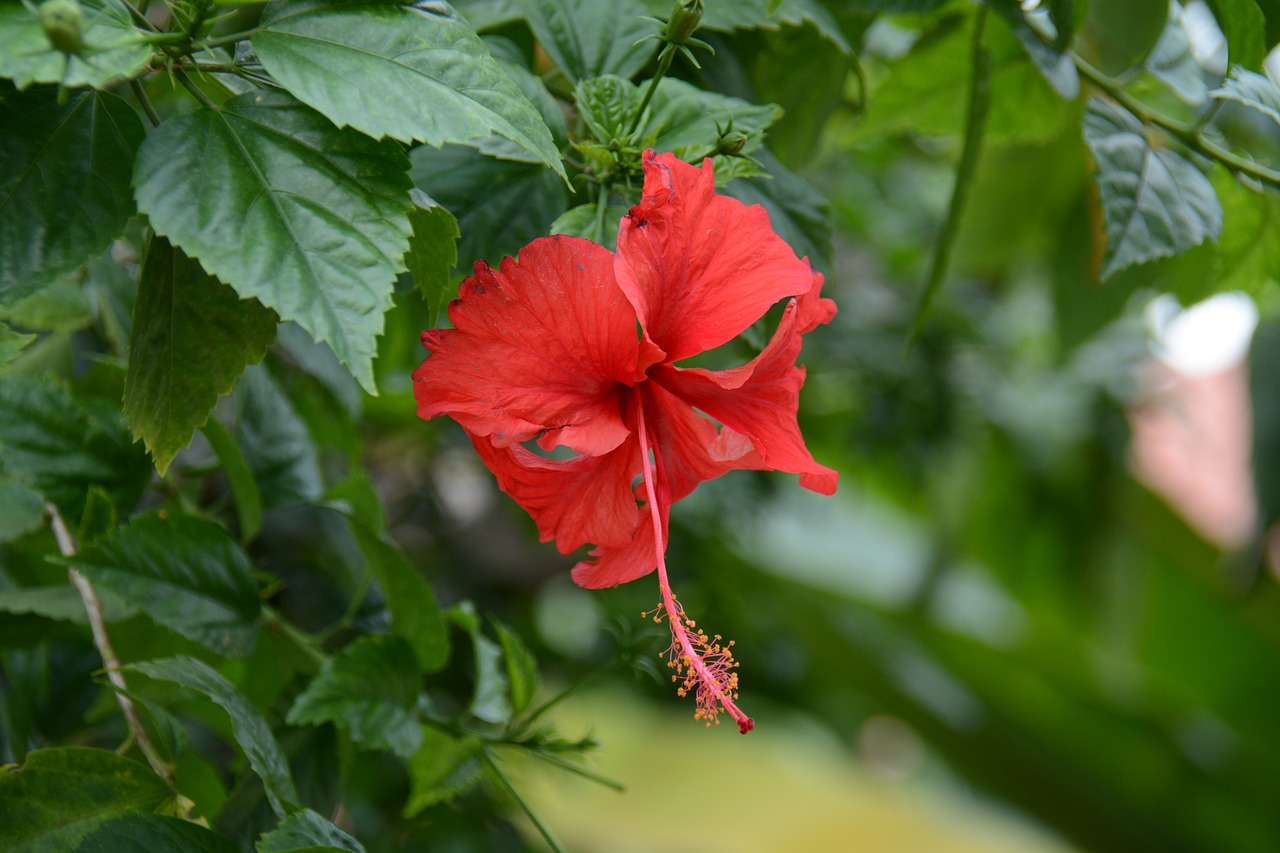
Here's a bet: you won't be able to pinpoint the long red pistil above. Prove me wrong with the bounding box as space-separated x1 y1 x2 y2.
634 397 754 734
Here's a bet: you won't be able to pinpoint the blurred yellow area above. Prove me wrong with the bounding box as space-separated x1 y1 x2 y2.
512 688 1078 853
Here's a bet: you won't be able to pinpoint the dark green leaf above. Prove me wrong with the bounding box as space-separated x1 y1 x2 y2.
645 77 781 162
326 472 387 536
403 727 483 816
449 602 510 723
77 814 239 853
406 192 461 328
518 0 654 81
287 634 422 757
60 513 259 656
345 515 449 672
133 90 413 394
0 583 135 624
491 618 537 714
1078 0 1167 76
1083 97 1223 279
1211 67 1280 128
549 202 628 250
234 364 323 508
124 235 277 477
0 86 142 304
1214 172 1280 292
273 321 361 418
833 0 947 11
125 656 299 817
638 0 850 52
725 148 832 272
252 0 565 176
256 808 365 853
1249 322 1280 557
411 144 568 266
0 477 43 542
0 746 172 852
0 0 151 89
986 0 1079 99
200 416 264 543
1205 0 1266 70
0 321 35 369
0 376 150 521
75 484 116 543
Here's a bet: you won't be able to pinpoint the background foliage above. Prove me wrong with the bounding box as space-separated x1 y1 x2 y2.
3 0 1280 850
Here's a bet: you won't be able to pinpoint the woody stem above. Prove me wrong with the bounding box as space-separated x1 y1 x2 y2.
633 398 751 731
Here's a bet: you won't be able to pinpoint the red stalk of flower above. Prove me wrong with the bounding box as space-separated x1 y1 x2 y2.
414 150 837 731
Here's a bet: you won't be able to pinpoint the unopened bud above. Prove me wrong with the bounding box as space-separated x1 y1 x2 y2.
665 0 703 45
39 0 86 55
718 130 749 156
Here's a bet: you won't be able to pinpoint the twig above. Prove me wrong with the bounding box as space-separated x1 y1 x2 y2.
479 749 567 853
48 503 175 785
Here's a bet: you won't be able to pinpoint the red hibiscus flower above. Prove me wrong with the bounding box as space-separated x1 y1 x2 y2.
414 150 837 732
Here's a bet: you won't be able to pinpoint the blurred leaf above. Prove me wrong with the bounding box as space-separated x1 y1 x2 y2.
492 618 538 714
0 0 151 89
549 203 628 250
1083 97 1222 279
0 584 135 624
75 484 115 544
326 472 386 536
1213 171 1280 292
256 807 365 852
273 322 362 419
725 148 832 271
403 727 483 817
1249 321 1280 554
1078 0 1168 76
56 513 260 658
200 417 263 544
518 0 654 81
0 322 36 369
1145 10 1208 103
836 0 947 11
77 814 238 853
252 0 564 176
234 364 323 508
986 0 1079 99
345 516 449 673
133 90 413 394
406 192 461 328
0 274 93 332
0 86 143 304
125 656 299 817
0 477 43 542
0 377 150 521
1211 67 1280 128
0 746 172 852
287 634 422 757
1205 0 1266 70
448 602 511 724
124 236 277 476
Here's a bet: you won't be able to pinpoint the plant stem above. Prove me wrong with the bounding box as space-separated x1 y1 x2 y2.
527 749 625 792
479 749 567 853
628 47 673 136
173 66 218 110
262 604 328 669
48 504 175 786
202 28 260 49
130 79 162 127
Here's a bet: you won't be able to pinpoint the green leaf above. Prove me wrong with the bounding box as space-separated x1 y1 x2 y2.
234 364 323 508
517 0 654 82
326 472 386 536
1078 0 1167 76
1146 11 1209 103
406 192 461 328
986 0 1079 99
75 484 116 543
1211 67 1280 129
574 74 645 146
252 0 565 177
411 144 568 266
124 656 299 817
0 86 143 304
58 513 260 657
0 0 151 89
403 727 483 817
124 235 277 477
725 148 832 272
638 0 850 52
133 90 413 394
0 476 43 542
448 602 510 723
287 633 422 757
256 808 365 853
549 202 628 250
77 814 239 853
0 273 93 331
491 618 537 714
0 583 135 623
0 376 150 521
1214 172 1280 292
1205 0 1266 70
1083 97 1223 279
201 416 264 543
0 321 36 368
345 515 449 672
645 77 781 161
0 746 172 852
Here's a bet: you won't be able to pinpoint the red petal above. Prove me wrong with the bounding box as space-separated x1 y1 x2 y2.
642 382 756 503
570 502 668 588
654 281 838 496
414 236 637 456
470 430 642 553
615 151 814 362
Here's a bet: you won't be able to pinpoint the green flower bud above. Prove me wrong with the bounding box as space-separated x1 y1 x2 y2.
665 0 703 46
38 0 86 55
717 130 749 156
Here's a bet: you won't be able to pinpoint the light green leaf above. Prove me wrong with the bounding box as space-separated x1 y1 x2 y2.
549 202 628 250
574 74 646 147
0 746 172 852
133 90 413 394
518 0 654 82
449 602 510 723
124 235 277 477
201 416 264 543
1205 0 1266 70
0 273 93 331
0 376 150 521
491 618 537 714
1214 172 1280 292
256 808 365 852
125 656 299 817
403 727 483 817
1083 97 1223 279
0 0 151 89
1146 10 1208 103
406 192 460 328
0 321 36 368
986 0 1079 99
0 476 43 541
287 634 422 757
78 814 239 853
1211 67 1280 129
0 86 142 304
345 514 449 672
59 513 260 657
252 0 564 176
234 364 323 508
